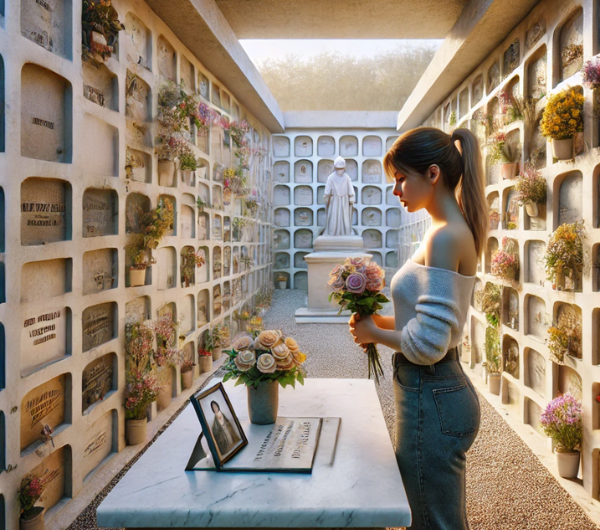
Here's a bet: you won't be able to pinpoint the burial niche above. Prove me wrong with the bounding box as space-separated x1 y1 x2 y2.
223 246 231 276
125 71 151 146
557 171 582 226
274 208 290 227
211 84 221 107
213 284 222 316
180 56 195 92
472 76 483 105
502 335 519 379
213 215 222 240
83 62 117 111
274 229 290 250
526 398 545 437
362 229 382 248
213 246 222 279
558 365 582 401
458 88 469 119
125 296 150 325
21 306 70 375
527 47 547 100
275 252 290 269
82 302 116 352
82 410 116 480
198 72 209 100
21 0 70 58
82 114 119 176
318 136 335 157
386 208 401 228
21 258 72 303
503 40 520 78
83 188 117 238
83 249 117 295
362 160 382 184
82 353 116 413
180 294 195 334
294 160 313 183
487 61 500 92
345 159 358 181
526 19 546 50
274 185 290 206
558 8 583 83
318 160 334 183
362 208 382 227
274 161 290 183
125 193 150 234
294 208 313 226
197 289 209 326
340 135 358 157
21 64 72 163
125 12 151 69
156 246 176 289
21 178 70 246
386 230 399 248
526 241 546 285
273 136 290 157
181 203 195 239
294 136 312 157
157 36 176 81
294 229 313 249
362 186 382 205
294 186 313 206
126 147 150 183
525 348 546 397
30 445 70 512
363 136 382 156
294 271 308 291
526 295 549 340
294 252 308 269
21 374 69 451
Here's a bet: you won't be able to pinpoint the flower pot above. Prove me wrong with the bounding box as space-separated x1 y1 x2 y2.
181 169 193 186
482 364 489 384
500 163 518 180
238 320 248 332
198 355 213 374
181 370 193 390
212 347 222 361
525 202 539 218
556 451 580 479
156 375 172 411
552 138 574 160
488 373 501 395
555 269 565 291
502 264 517 281
158 160 176 187
277 280 287 290
126 418 147 446
247 382 279 425
129 266 146 287
20 508 45 530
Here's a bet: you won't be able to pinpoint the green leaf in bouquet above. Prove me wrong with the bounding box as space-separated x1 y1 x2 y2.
223 372 233 382
297 371 305 386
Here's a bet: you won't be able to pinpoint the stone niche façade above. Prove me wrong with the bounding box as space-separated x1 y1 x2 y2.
82 354 116 413
83 188 118 238
82 302 117 352
21 0 71 58
21 178 70 245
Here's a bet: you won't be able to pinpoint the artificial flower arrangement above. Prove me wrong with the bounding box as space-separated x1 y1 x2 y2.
211 324 230 349
180 248 206 287
178 151 200 172
152 315 185 369
222 330 307 388
475 282 502 328
561 43 583 70
328 257 389 383
491 237 519 281
82 0 124 66
544 220 584 285
540 87 584 141
540 393 582 453
487 131 520 166
547 326 571 365
582 58 600 90
247 316 264 335
18 473 45 523
514 162 547 207
484 326 501 374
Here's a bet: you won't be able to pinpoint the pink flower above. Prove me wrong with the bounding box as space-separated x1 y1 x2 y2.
365 263 383 280
330 265 342 277
348 257 368 268
346 273 367 294
366 278 384 292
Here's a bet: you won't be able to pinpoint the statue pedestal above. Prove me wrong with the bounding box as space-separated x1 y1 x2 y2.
295 236 371 324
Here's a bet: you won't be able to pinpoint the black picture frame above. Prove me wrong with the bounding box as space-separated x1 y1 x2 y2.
190 382 247 469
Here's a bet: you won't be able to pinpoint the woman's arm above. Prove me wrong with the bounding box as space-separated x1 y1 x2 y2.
372 314 395 330
349 315 404 352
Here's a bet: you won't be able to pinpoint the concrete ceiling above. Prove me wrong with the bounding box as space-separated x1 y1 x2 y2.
215 0 469 39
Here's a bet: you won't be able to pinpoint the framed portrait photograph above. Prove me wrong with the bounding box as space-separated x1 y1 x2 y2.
190 382 247 468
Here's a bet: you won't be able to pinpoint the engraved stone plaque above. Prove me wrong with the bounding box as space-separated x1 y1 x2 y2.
558 171 582 226
21 0 69 57
294 136 312 157
294 160 313 183
340 136 358 157
526 398 544 436
180 56 195 92
294 272 308 291
363 136 382 157
21 178 68 246
21 64 70 162
503 40 520 77
157 36 176 81
83 62 116 110
294 229 313 249
197 289 209 326
274 186 290 206
21 307 68 375
274 161 290 183
21 374 66 451
82 354 114 412
362 186 382 205
294 208 313 226
559 9 583 82
318 136 335 157
526 241 546 285
526 349 545 397
273 136 290 157
82 410 114 479
197 248 208 282
274 208 290 227
82 302 116 352
156 247 176 290
386 208 401 228
487 62 500 92
82 113 118 176
126 147 150 183
275 252 290 269
198 72 209 100
83 188 117 238
505 188 520 229
125 13 151 69
362 208 382 227
527 295 548 340
126 71 151 146
212 185 223 209
21 258 70 303
362 229 382 248
526 19 546 50
213 246 221 279
198 213 209 240
82 249 117 295
181 294 195 334
558 365 582 401
30 445 66 511
213 215 222 241
294 186 313 206
362 160 382 183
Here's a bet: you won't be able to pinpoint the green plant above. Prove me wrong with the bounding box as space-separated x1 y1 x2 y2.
449 111 457 126
18 474 45 520
196 196 210 211
178 152 199 171
477 283 502 328
547 326 570 365
485 326 501 373
124 369 162 420
181 248 206 287
488 131 520 164
212 324 230 348
544 221 584 282
515 162 547 205
203 330 214 353
540 87 584 140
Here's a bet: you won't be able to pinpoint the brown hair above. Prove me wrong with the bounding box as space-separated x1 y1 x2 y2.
383 127 488 257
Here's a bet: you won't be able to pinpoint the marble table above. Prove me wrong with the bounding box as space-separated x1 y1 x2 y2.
97 379 411 529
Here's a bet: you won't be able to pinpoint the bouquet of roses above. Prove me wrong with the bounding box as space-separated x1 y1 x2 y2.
328 257 389 383
222 330 307 388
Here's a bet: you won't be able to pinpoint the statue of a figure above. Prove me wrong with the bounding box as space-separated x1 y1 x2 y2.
324 156 355 236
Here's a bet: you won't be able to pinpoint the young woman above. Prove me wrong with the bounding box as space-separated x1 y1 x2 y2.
349 127 487 530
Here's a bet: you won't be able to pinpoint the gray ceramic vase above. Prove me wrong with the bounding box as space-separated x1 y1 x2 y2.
247 382 279 424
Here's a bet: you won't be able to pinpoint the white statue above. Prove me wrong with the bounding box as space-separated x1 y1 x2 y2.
323 156 355 236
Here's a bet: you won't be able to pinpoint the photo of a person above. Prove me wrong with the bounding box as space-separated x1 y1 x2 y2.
210 400 241 457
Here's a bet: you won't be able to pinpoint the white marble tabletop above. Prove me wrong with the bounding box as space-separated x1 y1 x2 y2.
97 379 411 528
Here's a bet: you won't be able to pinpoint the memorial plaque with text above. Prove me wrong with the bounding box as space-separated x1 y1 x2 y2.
21 178 67 245
21 375 66 451
83 249 116 295
82 303 116 352
83 189 117 238
82 411 114 479
21 0 68 57
21 308 68 375
82 355 114 412
31 446 66 512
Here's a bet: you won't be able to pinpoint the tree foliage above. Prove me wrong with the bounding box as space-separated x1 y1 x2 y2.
255 46 438 111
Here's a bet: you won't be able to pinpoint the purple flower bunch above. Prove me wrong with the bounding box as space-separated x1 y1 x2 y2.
582 58 600 90
540 393 582 452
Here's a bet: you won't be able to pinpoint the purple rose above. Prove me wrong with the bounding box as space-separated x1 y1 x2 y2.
346 273 367 294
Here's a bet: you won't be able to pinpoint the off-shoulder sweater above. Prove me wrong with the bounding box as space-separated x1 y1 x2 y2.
390 259 476 365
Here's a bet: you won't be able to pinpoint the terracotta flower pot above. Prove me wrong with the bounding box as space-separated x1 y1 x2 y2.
20 508 45 530
126 418 147 446
525 202 539 218
158 159 176 187
212 347 222 361
129 266 146 287
156 376 172 411
247 382 279 424
500 162 518 180
181 370 193 390
198 355 213 374
556 451 580 479
488 373 501 395
552 138 574 160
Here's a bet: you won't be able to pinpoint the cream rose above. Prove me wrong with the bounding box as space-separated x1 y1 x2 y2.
256 330 279 350
232 335 254 351
234 350 256 371
276 354 295 371
256 353 277 373
284 337 300 353
271 340 290 360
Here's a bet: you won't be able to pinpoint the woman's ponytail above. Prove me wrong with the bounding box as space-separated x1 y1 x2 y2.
450 128 488 257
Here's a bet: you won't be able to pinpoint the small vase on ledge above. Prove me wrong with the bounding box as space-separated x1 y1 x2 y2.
20 508 45 530
556 450 580 479
247 382 279 424
552 138 574 160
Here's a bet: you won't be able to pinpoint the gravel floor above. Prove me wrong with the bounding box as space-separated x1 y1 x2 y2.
68 288 598 530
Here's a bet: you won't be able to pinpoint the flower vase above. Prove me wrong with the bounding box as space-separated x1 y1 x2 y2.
555 268 565 291
156 371 172 411
212 347 222 361
277 280 287 290
552 138 574 160
158 160 176 187
488 373 501 395
500 163 517 180
525 202 539 218
129 266 146 287
20 508 45 530
181 169 193 186
182 370 193 390
199 355 213 373
126 418 147 445
556 451 580 478
239 319 248 332
247 382 279 424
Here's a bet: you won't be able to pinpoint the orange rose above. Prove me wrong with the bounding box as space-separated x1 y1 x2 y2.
284 337 300 353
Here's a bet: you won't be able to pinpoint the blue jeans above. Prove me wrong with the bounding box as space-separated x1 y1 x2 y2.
393 349 480 530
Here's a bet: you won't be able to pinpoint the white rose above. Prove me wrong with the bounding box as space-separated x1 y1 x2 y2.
256 353 277 373
234 350 256 372
271 340 290 360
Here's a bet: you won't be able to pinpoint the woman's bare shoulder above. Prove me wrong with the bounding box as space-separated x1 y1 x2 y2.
424 224 476 275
